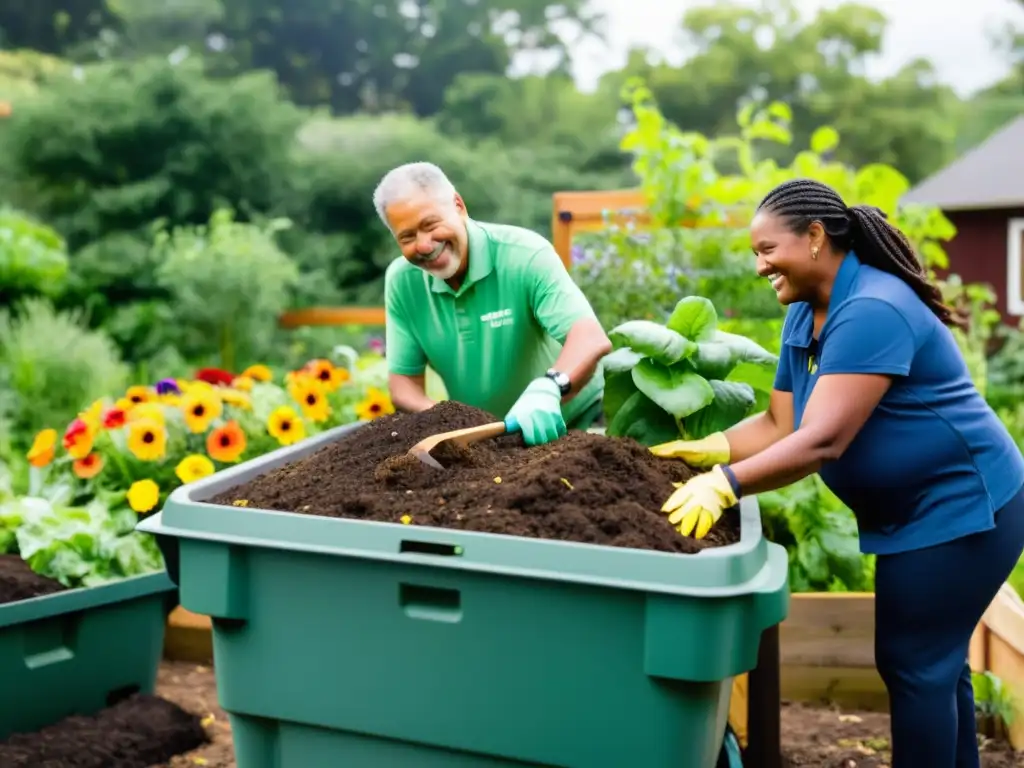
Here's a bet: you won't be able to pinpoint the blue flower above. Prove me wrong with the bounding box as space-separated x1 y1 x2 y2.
155 378 181 395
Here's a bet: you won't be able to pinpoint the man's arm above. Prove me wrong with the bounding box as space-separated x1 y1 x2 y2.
384 268 435 413
388 373 435 413
527 246 612 400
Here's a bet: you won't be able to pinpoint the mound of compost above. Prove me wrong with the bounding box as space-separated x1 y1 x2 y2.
0 693 208 767
0 554 67 606
209 401 741 554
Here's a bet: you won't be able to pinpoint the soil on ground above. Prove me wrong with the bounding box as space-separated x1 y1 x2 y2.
152 662 1024 767
208 400 740 553
0 693 207 767
781 702 1024 767
0 554 66 605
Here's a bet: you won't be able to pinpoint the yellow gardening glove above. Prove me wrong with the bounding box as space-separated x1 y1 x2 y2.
649 432 730 469
661 465 738 539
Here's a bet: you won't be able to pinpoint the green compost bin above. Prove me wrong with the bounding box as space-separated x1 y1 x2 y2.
138 423 790 768
0 569 176 740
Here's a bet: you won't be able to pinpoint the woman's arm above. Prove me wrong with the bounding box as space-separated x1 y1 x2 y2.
723 389 794 462
729 373 892 495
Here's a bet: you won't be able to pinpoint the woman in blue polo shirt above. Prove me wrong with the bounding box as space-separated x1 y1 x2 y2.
653 178 1024 767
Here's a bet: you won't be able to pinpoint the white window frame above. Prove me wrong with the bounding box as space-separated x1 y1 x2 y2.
1007 218 1024 316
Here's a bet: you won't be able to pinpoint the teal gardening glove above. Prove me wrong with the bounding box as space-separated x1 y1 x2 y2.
505 377 566 446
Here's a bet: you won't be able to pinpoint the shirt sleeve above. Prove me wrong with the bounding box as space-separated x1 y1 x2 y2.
384 269 427 376
526 245 599 342
773 347 794 392
818 298 917 376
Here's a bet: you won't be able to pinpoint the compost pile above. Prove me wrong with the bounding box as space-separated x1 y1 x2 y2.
0 554 66 605
210 401 740 553
0 694 207 767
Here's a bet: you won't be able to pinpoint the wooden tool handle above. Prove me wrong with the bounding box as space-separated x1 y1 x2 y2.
449 421 510 448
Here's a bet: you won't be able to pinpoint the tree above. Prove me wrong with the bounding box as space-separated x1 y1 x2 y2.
601 0 961 183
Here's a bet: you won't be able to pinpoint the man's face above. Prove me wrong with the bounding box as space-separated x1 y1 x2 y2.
385 192 468 281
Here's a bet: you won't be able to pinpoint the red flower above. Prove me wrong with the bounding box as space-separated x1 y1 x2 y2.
195 368 235 387
103 408 127 429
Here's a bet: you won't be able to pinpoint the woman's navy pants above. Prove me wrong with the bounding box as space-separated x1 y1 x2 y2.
874 485 1024 767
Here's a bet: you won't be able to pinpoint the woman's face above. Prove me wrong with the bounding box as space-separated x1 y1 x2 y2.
750 211 827 306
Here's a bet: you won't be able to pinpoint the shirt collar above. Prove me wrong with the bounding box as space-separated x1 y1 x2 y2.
783 250 860 349
430 218 494 296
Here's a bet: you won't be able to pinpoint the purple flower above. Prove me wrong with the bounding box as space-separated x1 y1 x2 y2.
367 337 385 354
155 378 181 395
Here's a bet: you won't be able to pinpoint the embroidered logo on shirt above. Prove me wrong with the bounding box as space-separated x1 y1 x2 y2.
480 308 513 328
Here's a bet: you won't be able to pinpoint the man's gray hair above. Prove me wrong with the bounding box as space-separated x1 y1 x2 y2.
372 162 458 230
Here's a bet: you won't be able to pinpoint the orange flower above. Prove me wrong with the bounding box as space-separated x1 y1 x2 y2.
103 407 127 429
207 421 246 463
72 453 104 479
63 418 93 460
27 429 57 468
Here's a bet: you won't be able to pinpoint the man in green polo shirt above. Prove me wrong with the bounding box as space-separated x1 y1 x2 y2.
373 161 611 446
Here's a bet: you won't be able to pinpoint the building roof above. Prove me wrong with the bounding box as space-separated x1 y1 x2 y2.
902 115 1024 211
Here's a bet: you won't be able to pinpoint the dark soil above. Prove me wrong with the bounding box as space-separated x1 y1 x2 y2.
0 554 66 605
781 702 1024 766
209 400 740 553
0 694 208 767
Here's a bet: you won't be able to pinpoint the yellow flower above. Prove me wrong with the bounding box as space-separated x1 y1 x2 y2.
79 399 105 437
267 406 306 446
175 454 215 484
290 377 331 423
127 419 167 461
27 429 57 468
127 479 160 513
127 402 166 426
220 388 251 410
207 421 246 463
355 387 395 421
125 386 155 406
181 390 222 433
231 375 254 392
241 364 272 382
159 393 181 407
303 358 347 392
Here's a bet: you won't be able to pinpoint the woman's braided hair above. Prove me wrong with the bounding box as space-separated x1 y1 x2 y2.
757 178 962 328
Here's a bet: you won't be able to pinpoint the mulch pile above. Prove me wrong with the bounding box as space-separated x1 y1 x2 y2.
0 554 66 605
0 694 208 767
209 400 740 553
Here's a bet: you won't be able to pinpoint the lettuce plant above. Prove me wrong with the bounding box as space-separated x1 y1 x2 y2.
602 296 778 445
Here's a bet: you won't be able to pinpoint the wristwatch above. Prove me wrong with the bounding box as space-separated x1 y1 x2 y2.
545 368 571 396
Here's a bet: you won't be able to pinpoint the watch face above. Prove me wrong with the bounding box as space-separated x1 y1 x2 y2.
547 370 570 392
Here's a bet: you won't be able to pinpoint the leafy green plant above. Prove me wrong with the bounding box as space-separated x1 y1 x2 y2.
0 207 69 305
758 475 875 593
973 670 1017 737
0 478 164 587
602 295 777 446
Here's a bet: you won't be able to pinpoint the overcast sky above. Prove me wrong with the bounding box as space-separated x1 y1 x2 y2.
548 0 1024 96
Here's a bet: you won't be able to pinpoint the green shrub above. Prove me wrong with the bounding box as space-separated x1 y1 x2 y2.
4 56 304 249
153 209 300 371
0 298 128 448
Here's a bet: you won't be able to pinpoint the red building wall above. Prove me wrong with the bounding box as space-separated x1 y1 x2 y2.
936 208 1024 322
